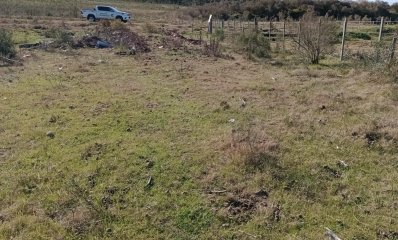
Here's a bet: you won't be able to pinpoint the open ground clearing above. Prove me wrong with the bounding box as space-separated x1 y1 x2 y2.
1 2 398 239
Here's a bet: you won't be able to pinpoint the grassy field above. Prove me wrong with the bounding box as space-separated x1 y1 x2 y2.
1 2 398 240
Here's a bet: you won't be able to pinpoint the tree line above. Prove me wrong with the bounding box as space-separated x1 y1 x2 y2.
143 0 398 21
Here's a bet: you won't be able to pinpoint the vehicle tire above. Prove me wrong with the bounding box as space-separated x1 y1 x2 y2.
122 20 128 23
87 15 96 22
116 16 123 22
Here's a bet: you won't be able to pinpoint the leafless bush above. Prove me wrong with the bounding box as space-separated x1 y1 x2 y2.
230 121 279 170
293 13 338 64
203 38 222 57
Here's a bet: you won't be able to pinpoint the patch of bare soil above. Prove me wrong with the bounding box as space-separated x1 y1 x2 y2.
217 190 269 222
0 148 10 161
163 29 203 45
81 143 105 161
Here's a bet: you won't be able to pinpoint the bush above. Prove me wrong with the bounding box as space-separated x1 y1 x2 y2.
213 28 225 42
0 29 16 58
44 28 73 47
349 32 371 40
110 21 127 31
293 13 338 64
203 38 222 57
235 30 270 59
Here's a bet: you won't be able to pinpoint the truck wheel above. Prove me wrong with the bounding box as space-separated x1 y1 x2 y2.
116 16 123 22
87 15 96 22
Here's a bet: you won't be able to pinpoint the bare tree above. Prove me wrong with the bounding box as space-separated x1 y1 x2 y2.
293 13 338 64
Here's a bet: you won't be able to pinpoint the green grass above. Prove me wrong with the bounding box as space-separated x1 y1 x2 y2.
1 13 398 240
12 29 42 45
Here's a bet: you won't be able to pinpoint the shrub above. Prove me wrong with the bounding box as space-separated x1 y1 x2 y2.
230 121 279 171
293 13 338 64
0 29 16 58
44 28 73 47
349 32 371 40
213 28 225 42
143 23 160 34
110 21 127 31
235 30 270 59
203 37 222 57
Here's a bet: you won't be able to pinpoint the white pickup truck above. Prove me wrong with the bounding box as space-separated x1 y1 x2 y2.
81 6 131 23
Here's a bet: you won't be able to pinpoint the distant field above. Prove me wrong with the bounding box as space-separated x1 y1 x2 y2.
1 1 398 239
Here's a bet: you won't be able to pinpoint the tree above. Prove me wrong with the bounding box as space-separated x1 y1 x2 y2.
293 12 338 64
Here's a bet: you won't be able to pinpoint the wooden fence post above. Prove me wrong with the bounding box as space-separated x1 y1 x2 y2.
269 20 272 40
378 16 385 42
222 19 224 31
254 17 258 32
208 14 213 34
340 17 348 61
389 35 397 65
298 20 301 50
282 21 286 52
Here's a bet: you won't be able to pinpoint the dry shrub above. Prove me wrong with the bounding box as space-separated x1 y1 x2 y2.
161 36 183 50
293 12 338 64
203 38 222 57
100 20 111 28
143 23 160 34
229 122 279 170
110 21 127 31
61 206 95 235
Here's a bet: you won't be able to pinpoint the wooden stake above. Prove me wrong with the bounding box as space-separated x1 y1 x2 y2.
378 16 384 42
208 14 213 34
298 20 301 50
269 20 272 40
282 21 286 52
340 17 348 61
